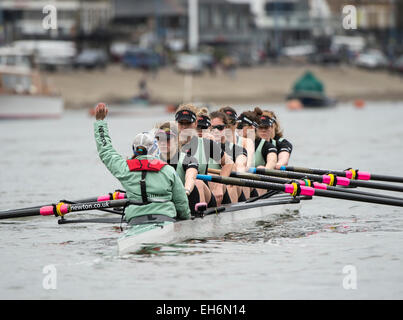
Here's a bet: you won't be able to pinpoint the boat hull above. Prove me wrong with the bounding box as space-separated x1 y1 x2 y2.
118 195 302 255
0 94 64 119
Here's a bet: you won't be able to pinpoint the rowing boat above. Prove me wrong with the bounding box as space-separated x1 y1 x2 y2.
117 194 305 255
2 162 403 256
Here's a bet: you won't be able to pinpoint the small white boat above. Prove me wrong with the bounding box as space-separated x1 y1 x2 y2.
118 194 303 255
0 47 64 119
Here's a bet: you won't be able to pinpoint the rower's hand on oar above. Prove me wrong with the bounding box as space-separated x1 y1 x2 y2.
95 103 108 120
212 184 224 207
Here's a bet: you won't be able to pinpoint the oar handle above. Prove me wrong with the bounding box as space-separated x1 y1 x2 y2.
197 174 315 197
208 168 221 175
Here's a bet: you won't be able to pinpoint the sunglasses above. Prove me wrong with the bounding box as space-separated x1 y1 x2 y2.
237 123 248 130
211 125 226 131
178 121 193 126
156 134 172 141
197 125 210 130
156 129 176 140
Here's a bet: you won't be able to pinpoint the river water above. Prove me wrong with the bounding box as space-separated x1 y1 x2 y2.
0 101 402 300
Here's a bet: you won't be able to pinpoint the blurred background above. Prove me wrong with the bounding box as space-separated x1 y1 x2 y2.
0 0 403 118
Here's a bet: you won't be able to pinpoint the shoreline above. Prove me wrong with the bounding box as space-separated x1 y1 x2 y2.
45 64 403 109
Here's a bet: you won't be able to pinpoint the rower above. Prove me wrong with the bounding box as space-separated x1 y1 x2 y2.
196 108 212 138
236 108 278 196
155 121 213 214
218 106 255 199
219 106 255 169
175 104 234 206
209 111 248 202
93 103 190 224
255 109 293 169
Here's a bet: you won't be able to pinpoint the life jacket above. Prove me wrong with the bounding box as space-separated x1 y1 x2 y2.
126 158 167 204
126 158 167 172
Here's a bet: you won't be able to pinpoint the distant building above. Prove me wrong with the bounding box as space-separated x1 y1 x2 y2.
328 0 395 30
111 0 260 54
327 0 400 49
112 0 186 46
242 0 313 52
235 0 338 55
0 0 112 44
197 0 254 48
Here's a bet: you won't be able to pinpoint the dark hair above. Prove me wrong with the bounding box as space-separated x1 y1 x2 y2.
252 107 263 117
261 109 283 138
239 109 261 125
218 106 237 124
209 111 229 126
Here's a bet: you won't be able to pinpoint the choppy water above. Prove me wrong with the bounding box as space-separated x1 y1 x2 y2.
1 101 403 299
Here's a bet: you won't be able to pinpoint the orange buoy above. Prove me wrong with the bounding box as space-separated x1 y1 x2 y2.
287 99 303 110
354 99 365 108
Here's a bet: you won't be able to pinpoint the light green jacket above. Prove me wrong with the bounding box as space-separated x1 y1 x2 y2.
94 120 190 222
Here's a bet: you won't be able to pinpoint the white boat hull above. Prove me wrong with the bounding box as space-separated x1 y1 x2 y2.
0 94 64 119
118 195 301 255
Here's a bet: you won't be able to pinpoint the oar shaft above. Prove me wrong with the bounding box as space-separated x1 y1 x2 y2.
369 173 403 184
0 191 127 219
282 166 403 184
0 208 42 220
281 166 348 177
198 173 304 194
349 179 403 192
252 168 403 193
197 174 403 207
230 171 403 201
312 188 403 207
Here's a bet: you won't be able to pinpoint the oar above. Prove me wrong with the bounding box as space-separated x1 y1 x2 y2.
280 165 403 184
0 199 131 220
250 168 403 193
197 174 403 208
0 191 127 219
211 169 403 201
40 199 132 217
57 217 124 225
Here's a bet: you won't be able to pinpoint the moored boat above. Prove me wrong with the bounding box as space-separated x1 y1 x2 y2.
286 71 336 108
0 47 64 119
286 91 337 108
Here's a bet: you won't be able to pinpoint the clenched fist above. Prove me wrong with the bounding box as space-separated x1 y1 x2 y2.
95 103 108 120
